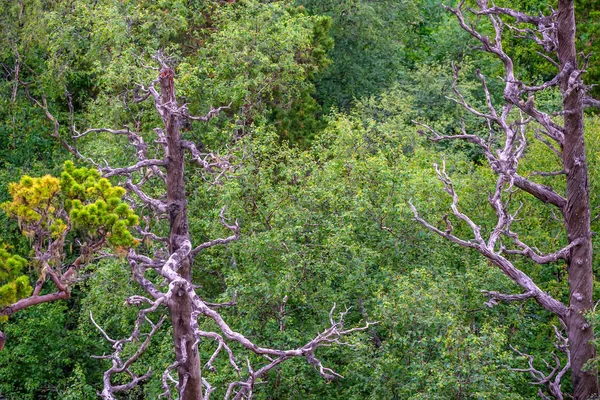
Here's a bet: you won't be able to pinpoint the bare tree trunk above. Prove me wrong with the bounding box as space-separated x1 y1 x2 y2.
160 67 203 400
558 1 599 397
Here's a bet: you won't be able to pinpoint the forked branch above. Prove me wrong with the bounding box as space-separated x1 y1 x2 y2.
509 325 570 400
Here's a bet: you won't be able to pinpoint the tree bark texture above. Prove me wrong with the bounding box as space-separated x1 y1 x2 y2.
558 1 598 397
160 66 203 400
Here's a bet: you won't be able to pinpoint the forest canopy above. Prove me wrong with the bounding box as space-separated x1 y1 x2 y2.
0 0 599 399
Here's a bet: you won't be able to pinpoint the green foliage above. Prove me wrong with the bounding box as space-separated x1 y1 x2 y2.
59 364 97 400
61 161 138 247
1 0 599 398
577 0 600 99
2 174 63 237
178 0 333 145
298 0 418 109
0 301 102 400
179 103 540 397
0 248 31 322
2 161 138 249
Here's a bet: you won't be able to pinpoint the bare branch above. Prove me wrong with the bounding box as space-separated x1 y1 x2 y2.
410 168 568 319
509 325 570 400
204 291 237 309
181 140 233 178
534 130 563 158
124 178 168 214
482 290 536 307
443 2 564 143
101 158 167 178
583 96 600 109
511 174 566 210
409 200 478 249
473 6 552 25
183 102 232 122
72 127 132 140
503 237 583 264
0 290 70 318
21 84 83 158
191 207 240 258
414 120 566 211
93 299 167 400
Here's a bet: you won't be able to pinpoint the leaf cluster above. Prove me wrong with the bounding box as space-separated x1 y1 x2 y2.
0 248 31 322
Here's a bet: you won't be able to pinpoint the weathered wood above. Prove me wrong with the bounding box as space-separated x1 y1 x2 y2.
557 0 598 397
159 66 204 400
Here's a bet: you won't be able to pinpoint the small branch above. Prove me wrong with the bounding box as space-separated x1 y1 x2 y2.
473 6 551 25
504 237 583 264
482 290 535 307
409 200 478 249
190 207 240 258
204 291 237 309
183 102 231 122
509 325 569 400
0 330 6 352
533 130 563 158
22 84 82 157
125 178 168 214
181 140 233 178
72 127 131 140
135 226 168 243
101 158 167 178
583 96 600 109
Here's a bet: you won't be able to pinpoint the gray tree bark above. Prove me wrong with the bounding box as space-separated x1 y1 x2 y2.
160 66 204 400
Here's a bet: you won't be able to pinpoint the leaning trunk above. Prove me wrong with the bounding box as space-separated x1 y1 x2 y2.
160 67 203 400
558 0 599 397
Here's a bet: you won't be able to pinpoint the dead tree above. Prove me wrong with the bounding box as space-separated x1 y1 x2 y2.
95 60 372 399
0 55 372 399
411 0 599 398
0 50 372 400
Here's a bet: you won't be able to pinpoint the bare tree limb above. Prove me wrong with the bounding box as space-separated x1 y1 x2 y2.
190 207 240 258
92 302 167 400
409 165 568 319
509 325 570 400
102 158 167 178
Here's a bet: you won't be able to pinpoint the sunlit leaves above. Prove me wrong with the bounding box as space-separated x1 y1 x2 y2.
0 248 31 322
2 161 138 249
60 161 138 247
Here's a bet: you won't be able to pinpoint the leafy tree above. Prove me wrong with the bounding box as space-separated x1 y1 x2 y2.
298 0 420 110
0 162 138 322
0 249 29 324
177 0 333 145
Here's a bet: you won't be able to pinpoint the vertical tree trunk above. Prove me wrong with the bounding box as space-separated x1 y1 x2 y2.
160 67 203 400
557 0 599 398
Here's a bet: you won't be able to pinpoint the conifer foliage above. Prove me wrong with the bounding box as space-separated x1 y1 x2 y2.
0 161 138 324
